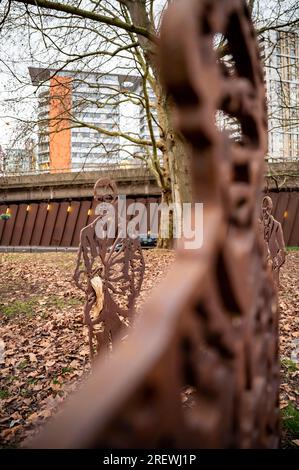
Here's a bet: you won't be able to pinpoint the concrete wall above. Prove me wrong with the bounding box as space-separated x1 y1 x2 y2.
0 167 160 203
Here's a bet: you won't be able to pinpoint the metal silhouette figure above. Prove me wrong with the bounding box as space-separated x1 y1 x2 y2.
74 178 144 359
30 0 280 450
261 195 286 286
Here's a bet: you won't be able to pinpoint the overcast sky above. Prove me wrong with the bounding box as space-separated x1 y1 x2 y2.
0 0 297 147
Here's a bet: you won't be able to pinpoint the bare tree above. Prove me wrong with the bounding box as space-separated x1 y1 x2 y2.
0 0 298 245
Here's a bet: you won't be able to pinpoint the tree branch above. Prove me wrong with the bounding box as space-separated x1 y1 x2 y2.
11 0 156 41
257 17 299 35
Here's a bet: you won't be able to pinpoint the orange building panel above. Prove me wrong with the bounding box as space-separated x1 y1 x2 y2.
49 76 72 172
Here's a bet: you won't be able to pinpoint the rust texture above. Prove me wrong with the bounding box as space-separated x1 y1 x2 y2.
74 178 145 358
0 194 298 248
0 197 161 248
261 195 286 286
30 0 279 449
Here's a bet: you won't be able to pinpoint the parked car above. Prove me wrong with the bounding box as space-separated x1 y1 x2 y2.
139 233 157 248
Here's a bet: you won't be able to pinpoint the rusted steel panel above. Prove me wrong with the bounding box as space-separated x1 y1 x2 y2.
268 191 299 246
60 201 80 247
275 192 289 229
288 192 299 246
0 204 18 245
269 192 279 214
126 197 136 224
50 202 69 246
74 179 145 358
30 203 49 246
71 200 92 247
144 198 152 234
10 204 28 246
281 194 292 238
149 197 159 236
126 197 135 209
0 204 8 243
1 192 297 248
281 192 299 246
20 203 39 246
10 204 27 246
40 202 59 246
30 0 279 450
86 199 99 225
137 198 147 231
261 196 286 285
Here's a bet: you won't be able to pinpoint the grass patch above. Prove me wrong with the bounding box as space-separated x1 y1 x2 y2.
17 360 29 370
0 295 80 319
27 378 38 385
282 403 299 435
0 388 9 399
61 367 73 375
20 388 31 398
281 357 298 373
0 298 40 317
286 246 299 251
46 296 80 309
3 375 18 385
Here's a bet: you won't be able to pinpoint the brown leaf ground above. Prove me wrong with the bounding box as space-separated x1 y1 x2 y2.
278 250 299 447
0 249 298 448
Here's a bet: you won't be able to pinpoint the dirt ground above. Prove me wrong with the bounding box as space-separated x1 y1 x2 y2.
0 249 298 447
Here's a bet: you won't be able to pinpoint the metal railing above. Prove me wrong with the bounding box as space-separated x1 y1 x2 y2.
28 0 279 449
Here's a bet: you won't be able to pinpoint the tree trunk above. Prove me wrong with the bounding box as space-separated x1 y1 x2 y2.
157 187 173 249
122 2 192 246
156 88 192 205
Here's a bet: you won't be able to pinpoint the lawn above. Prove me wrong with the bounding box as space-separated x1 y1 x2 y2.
0 249 298 447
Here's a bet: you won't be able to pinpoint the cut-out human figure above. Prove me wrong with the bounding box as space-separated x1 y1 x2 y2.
74 178 144 359
261 196 286 286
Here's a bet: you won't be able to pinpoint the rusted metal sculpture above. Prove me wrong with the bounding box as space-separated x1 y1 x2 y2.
261 195 286 286
74 178 144 358
30 0 279 449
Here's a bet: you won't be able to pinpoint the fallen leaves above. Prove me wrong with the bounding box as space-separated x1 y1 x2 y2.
0 253 91 447
279 251 299 448
0 250 175 447
0 249 297 448
28 353 37 363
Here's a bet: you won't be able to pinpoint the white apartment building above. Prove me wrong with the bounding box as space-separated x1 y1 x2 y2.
27 30 299 174
264 29 299 161
29 67 138 171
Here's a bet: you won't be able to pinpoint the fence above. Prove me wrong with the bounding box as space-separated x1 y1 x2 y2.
26 0 280 449
0 190 298 249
